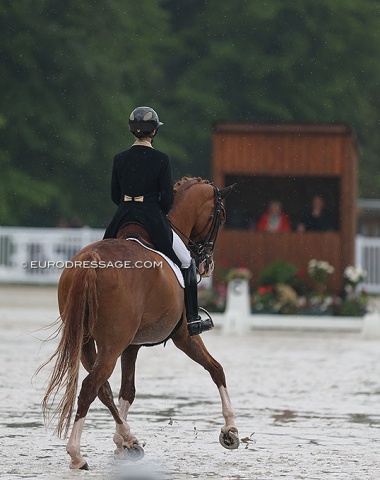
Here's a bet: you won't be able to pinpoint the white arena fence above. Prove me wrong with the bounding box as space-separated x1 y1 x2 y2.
0 226 104 284
355 235 380 294
0 227 379 293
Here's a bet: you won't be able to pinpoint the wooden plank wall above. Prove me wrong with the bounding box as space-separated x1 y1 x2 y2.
214 231 342 292
213 131 346 180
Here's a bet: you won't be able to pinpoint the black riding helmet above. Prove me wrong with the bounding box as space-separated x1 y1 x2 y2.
129 106 163 138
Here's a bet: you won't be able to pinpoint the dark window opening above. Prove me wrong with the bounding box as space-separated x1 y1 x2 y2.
224 174 340 231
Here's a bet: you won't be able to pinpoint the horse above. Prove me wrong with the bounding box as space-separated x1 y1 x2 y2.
38 177 239 470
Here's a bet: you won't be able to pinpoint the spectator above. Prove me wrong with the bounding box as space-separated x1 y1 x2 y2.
257 200 291 232
297 195 333 232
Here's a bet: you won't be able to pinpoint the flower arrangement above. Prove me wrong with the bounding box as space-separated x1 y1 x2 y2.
253 283 302 314
308 259 334 287
198 283 226 313
236 259 368 316
201 259 369 317
199 262 252 313
252 260 301 314
337 265 368 316
343 266 367 288
252 285 276 312
220 261 252 283
224 266 252 283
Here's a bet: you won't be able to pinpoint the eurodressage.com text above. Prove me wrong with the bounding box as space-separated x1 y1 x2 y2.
22 260 164 270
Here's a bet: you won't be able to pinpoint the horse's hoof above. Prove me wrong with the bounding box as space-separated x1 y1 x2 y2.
79 462 89 470
219 429 240 450
124 443 145 461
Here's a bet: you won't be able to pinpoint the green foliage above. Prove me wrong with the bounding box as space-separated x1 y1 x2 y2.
1 0 380 226
258 260 299 286
335 297 368 317
0 1 171 226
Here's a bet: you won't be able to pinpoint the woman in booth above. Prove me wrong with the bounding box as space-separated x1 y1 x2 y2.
257 200 291 232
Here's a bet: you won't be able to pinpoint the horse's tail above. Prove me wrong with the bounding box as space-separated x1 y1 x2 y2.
37 251 100 438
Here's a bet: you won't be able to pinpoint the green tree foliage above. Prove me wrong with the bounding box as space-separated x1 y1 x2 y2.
166 0 380 192
0 1 171 226
1 0 379 226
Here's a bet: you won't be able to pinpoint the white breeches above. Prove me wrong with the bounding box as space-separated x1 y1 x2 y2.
172 230 191 268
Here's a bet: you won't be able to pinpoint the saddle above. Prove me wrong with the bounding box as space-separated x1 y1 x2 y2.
116 222 155 249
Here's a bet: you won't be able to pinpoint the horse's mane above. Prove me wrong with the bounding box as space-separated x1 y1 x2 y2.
174 176 210 193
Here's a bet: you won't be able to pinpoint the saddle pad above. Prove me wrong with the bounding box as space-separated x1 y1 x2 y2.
125 238 184 288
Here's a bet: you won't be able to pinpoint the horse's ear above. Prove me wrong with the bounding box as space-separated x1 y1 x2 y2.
219 183 237 199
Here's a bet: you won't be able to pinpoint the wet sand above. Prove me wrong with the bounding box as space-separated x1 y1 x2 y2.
1 286 380 479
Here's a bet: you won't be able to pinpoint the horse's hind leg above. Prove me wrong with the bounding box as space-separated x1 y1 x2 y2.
66 349 119 469
113 345 142 455
81 340 124 425
172 330 240 449
81 341 142 458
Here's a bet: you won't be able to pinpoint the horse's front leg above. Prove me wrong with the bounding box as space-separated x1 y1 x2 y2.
218 385 240 448
113 345 144 459
172 328 239 449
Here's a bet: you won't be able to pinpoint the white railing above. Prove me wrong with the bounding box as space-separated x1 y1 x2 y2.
0 227 104 284
1 227 380 292
355 235 380 294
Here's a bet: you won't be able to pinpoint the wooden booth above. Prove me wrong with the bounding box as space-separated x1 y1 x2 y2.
212 123 359 292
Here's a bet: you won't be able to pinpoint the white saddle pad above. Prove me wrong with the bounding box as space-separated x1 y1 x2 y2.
125 238 184 288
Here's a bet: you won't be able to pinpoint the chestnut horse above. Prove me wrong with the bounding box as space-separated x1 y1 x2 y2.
39 177 238 470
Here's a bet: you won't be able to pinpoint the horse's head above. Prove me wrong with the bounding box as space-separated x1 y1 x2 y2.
171 177 235 277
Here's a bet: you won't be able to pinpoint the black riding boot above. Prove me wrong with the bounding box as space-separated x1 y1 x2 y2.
182 259 214 336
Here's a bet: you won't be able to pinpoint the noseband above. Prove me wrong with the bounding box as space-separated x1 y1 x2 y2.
169 183 225 271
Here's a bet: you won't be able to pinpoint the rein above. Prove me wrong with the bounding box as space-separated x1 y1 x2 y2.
168 182 225 270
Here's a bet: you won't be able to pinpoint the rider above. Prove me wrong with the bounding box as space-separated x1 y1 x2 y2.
103 106 213 336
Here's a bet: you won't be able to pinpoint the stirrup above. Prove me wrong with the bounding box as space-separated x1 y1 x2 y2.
187 307 214 336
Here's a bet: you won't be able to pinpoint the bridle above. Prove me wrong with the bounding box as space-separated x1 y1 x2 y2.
168 182 225 273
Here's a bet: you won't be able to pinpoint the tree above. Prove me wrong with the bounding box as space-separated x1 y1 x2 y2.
0 0 172 226
164 0 380 194
1 0 380 226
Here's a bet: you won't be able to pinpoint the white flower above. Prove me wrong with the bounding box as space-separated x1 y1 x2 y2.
308 259 334 275
343 265 367 284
